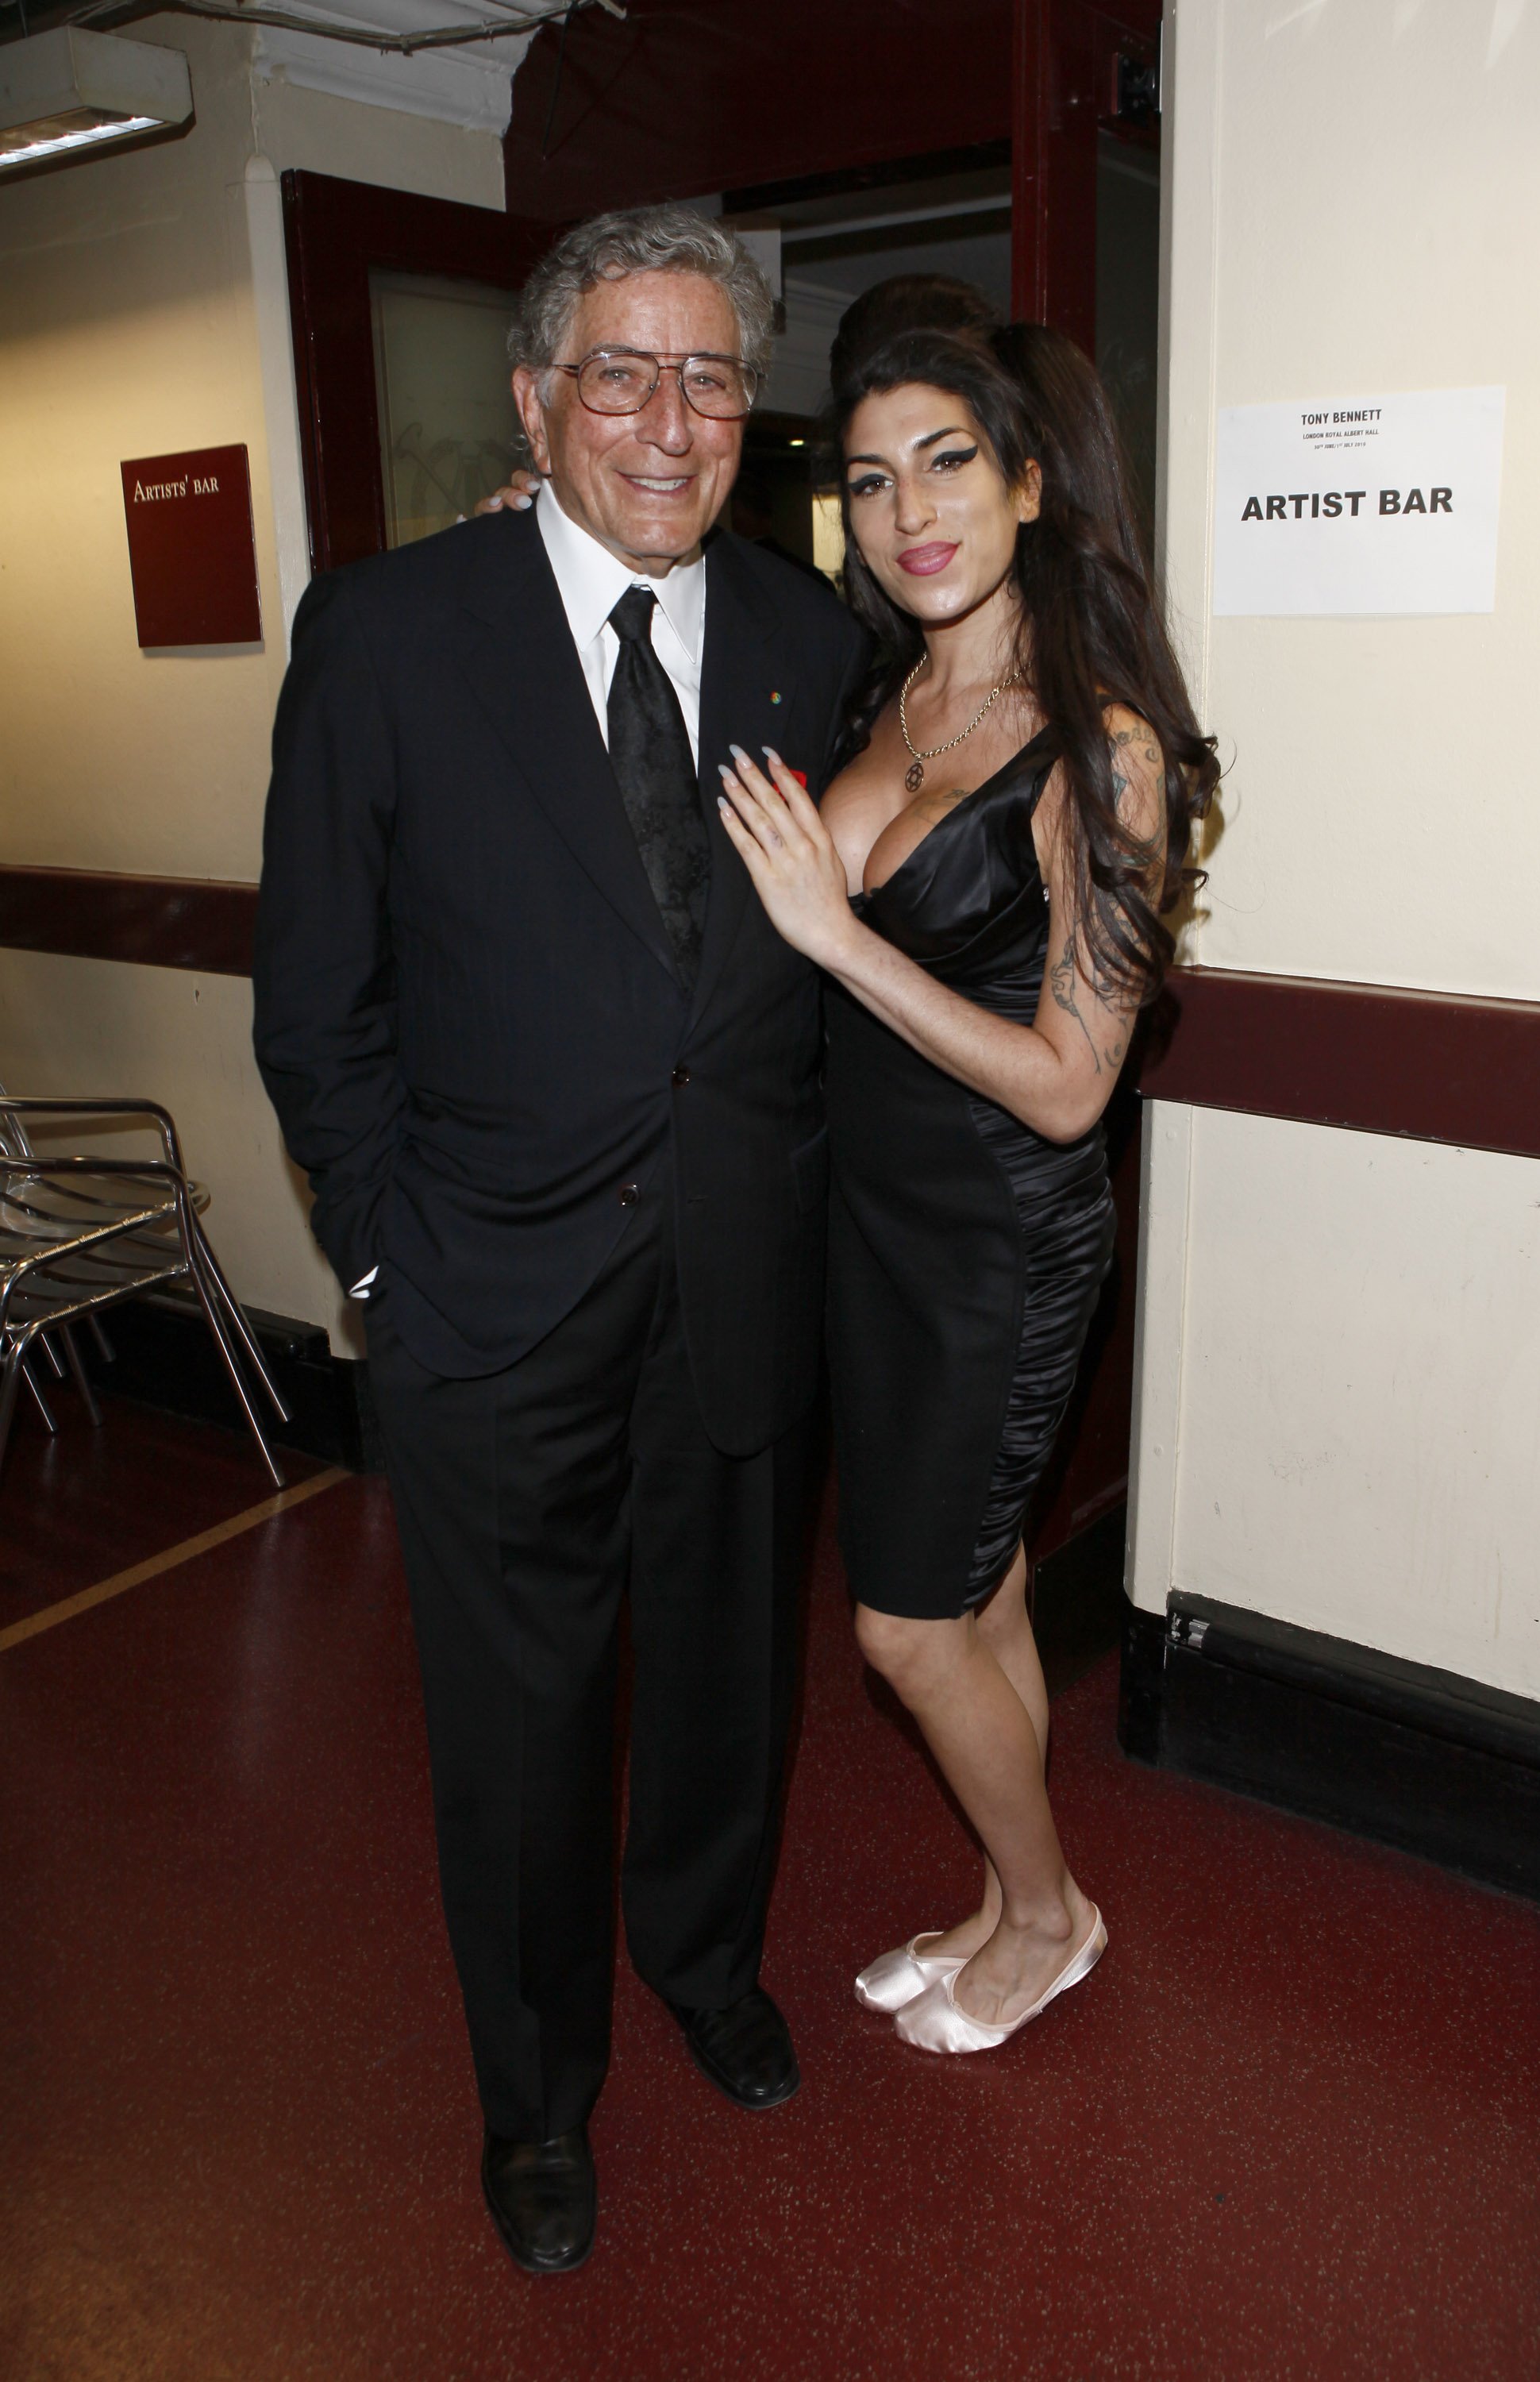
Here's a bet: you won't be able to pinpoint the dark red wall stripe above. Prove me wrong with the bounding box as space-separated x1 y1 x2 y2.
1140 967 1540 1162
2 874 1537 1159
0 865 256 978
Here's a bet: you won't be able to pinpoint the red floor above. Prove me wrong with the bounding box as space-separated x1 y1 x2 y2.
0 1390 325 1631
3 1401 1538 2380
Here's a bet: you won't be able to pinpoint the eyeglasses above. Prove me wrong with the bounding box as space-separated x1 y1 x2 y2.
554 349 761 421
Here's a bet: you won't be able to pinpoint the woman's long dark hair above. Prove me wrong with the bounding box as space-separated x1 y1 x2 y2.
830 307 1218 1004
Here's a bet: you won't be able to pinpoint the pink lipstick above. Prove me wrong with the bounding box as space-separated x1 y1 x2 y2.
896 542 958 576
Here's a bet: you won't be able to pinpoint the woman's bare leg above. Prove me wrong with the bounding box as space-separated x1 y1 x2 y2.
855 1558 1094 2025
977 1544 1049 1751
910 1545 1045 1960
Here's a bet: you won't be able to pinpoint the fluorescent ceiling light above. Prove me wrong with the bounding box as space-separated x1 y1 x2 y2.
0 28 192 172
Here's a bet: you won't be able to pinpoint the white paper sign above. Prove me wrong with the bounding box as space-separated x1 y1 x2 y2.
1212 386 1504 617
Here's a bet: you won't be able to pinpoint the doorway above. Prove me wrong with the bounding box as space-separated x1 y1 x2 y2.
722 147 1015 579
716 104 1159 586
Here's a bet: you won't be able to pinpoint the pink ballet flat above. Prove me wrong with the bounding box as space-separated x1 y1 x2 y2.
854 1932 967 2014
894 1908 1107 2052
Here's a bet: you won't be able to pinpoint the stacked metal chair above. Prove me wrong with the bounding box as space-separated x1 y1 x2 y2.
0 1090 288 1488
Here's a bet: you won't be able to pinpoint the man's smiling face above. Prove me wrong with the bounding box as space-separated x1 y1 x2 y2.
514 269 747 575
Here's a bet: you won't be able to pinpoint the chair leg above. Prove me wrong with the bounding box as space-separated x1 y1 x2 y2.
60 1324 103 1428
21 1355 57 1434
183 1258 285 1490
187 1224 291 1424
0 1347 24 1482
88 1312 114 1363
38 1330 67 1381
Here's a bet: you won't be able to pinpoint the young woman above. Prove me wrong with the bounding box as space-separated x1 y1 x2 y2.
717 310 1217 2055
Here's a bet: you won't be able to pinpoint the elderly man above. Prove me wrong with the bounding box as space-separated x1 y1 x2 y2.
253 208 866 2273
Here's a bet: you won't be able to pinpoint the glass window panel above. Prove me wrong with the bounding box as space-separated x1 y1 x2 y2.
371 271 525 549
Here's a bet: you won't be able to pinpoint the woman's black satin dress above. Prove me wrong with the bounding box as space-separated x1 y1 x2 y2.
826 729 1117 1619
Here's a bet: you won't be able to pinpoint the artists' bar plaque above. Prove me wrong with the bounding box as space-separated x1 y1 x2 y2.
120 443 262 648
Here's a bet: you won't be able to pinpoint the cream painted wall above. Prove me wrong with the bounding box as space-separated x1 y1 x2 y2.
1161 0 1540 998
0 17 510 1341
0 16 505 880
1132 1103 1540 1698
1132 0 1540 1695
252 61 506 213
0 23 283 881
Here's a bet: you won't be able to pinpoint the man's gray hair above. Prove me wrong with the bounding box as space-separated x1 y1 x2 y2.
507 203 775 381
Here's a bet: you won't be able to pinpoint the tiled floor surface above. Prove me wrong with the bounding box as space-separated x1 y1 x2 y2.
3 1393 1538 2380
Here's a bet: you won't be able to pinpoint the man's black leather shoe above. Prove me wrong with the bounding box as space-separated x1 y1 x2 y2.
667 1987 801 2110
481 2125 596 2275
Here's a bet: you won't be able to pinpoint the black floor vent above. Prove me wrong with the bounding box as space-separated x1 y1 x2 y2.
1120 1592 1540 1902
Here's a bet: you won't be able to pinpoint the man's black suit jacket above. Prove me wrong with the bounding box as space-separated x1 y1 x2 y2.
252 505 868 1458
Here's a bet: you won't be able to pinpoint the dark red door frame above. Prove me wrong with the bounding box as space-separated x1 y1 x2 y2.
281 172 550 575
1011 0 1162 341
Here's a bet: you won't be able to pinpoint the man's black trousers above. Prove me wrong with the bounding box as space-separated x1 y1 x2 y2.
366 1166 807 2143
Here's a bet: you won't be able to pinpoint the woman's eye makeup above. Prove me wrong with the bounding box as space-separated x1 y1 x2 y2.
845 446 980 503
845 443 979 498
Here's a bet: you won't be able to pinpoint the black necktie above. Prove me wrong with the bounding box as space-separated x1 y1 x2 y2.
606 585 711 988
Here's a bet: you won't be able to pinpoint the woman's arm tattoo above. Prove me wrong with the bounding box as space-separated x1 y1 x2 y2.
1049 927 1103 1072
1049 723 1160 1079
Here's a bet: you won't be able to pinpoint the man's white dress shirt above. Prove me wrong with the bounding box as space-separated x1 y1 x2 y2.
535 483 707 762
350 491 708 1300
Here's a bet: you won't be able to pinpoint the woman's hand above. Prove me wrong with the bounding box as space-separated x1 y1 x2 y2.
716 746 862 973
473 470 543 515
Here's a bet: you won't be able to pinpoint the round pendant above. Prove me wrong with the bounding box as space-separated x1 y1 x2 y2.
904 759 924 793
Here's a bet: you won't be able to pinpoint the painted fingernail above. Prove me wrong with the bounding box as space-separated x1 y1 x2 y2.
762 746 781 765
717 793 730 810
730 743 749 764
485 496 502 509
513 495 530 510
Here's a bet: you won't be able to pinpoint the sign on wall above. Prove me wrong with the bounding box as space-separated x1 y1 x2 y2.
1212 387 1504 618
120 444 262 648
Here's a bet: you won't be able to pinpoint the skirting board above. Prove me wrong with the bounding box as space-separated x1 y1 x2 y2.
83 1292 384 1474
1119 1594 1540 1902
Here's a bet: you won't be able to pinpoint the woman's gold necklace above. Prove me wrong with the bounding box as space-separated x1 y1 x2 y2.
898 658 1018 793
